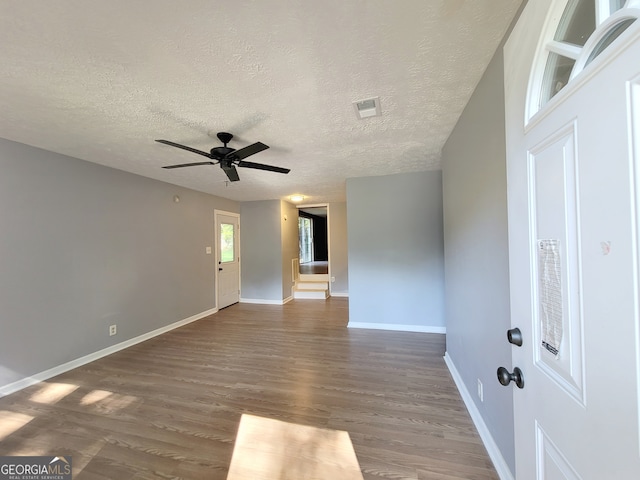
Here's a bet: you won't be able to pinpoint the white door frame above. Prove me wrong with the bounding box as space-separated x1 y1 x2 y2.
297 203 331 294
214 209 241 309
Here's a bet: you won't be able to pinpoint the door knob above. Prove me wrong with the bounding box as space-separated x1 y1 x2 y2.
497 366 524 389
507 328 523 346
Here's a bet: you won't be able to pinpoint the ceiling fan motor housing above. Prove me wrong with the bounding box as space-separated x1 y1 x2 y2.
217 132 233 145
211 146 235 158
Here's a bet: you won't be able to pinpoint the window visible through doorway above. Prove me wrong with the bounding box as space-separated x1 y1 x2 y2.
299 217 313 264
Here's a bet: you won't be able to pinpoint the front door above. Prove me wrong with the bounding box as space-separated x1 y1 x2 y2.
505 2 640 478
216 211 240 309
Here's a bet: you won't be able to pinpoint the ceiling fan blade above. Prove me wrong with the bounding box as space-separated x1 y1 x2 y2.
155 139 212 158
229 142 269 160
237 160 290 174
162 161 216 169
220 163 240 182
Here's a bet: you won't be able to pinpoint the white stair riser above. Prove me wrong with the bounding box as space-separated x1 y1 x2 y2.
294 290 329 299
299 274 329 282
296 282 329 290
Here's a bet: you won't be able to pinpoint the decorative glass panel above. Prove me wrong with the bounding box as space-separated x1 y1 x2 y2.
220 223 235 263
585 18 636 66
554 0 596 46
531 0 638 116
540 53 576 108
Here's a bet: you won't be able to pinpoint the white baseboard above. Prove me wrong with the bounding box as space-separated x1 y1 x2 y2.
0 308 217 398
329 292 349 298
348 322 445 334
443 352 515 480
240 297 290 305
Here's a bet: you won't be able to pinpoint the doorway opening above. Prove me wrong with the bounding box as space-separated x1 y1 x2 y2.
298 206 328 275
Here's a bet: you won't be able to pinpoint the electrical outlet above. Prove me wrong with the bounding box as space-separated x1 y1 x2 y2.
331 276 336 282
477 379 484 402
109 325 117 336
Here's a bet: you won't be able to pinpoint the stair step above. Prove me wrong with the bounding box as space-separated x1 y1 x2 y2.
294 289 329 299
296 281 329 290
299 273 329 282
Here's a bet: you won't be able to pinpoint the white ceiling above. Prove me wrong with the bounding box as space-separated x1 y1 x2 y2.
0 0 522 203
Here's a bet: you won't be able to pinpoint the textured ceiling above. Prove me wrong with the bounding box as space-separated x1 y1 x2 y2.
0 0 521 203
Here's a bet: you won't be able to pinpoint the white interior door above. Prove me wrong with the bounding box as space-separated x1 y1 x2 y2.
216 211 240 309
505 3 640 478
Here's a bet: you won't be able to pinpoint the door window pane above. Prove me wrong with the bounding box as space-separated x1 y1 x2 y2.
540 53 576 108
531 0 638 116
220 223 235 263
554 0 596 46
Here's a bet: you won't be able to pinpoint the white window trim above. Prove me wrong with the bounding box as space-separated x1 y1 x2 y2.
571 8 640 79
526 0 640 126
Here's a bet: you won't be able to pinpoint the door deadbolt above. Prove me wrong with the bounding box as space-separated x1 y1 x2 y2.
507 327 523 346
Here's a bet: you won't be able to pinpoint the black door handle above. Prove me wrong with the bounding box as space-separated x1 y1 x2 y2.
497 367 524 389
218 267 223 271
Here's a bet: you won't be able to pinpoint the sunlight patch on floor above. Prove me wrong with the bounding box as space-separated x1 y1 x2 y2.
89 392 138 413
29 382 78 404
78 389 138 413
226 414 364 480
80 389 113 405
0 411 34 441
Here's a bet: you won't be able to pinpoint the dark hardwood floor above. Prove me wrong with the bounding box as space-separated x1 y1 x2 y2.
0 299 498 479
299 261 329 275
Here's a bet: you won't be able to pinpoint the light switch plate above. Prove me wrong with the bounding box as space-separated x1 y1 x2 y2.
206 247 212 254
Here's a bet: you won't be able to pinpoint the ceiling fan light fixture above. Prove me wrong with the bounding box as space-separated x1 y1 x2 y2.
353 97 381 119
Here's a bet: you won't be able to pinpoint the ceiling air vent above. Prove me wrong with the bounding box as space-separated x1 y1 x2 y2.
353 97 381 119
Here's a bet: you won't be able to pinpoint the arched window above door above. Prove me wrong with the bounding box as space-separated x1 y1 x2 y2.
528 0 640 121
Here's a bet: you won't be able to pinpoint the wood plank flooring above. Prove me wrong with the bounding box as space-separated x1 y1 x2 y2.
0 299 498 480
299 261 329 275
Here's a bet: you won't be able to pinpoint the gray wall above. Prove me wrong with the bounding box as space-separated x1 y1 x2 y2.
281 200 299 298
441 47 515 473
0 138 238 390
328 202 348 295
346 171 444 330
239 200 283 301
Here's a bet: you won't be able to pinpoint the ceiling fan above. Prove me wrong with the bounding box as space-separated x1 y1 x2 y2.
156 132 290 182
